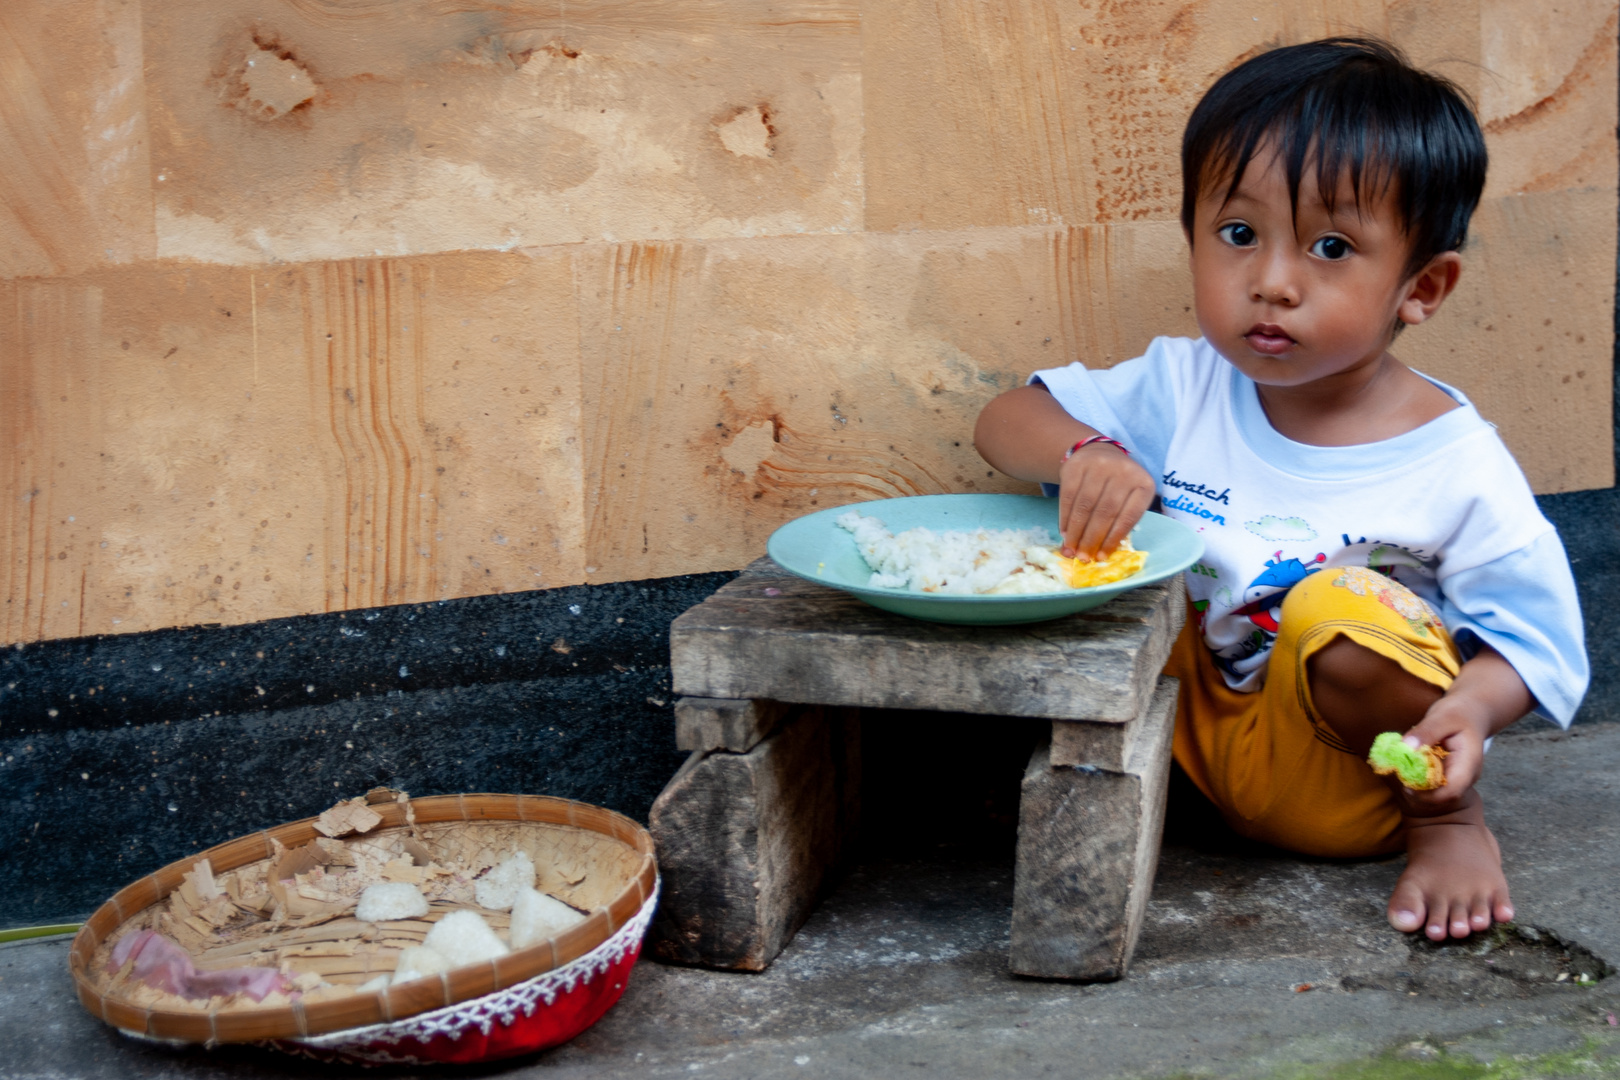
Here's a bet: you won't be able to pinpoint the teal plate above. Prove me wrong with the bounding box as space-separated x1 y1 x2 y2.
766 494 1203 625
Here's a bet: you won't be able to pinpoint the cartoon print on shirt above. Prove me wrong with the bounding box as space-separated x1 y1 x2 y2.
1338 534 1439 591
1233 551 1329 632
1244 515 1319 543
1213 549 1328 679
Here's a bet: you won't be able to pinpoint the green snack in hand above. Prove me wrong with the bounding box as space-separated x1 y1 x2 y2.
1368 731 1447 790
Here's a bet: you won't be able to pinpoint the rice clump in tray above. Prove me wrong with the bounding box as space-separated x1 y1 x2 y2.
835 511 1145 594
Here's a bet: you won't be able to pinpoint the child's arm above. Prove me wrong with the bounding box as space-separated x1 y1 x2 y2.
974 385 1157 560
1402 644 1534 813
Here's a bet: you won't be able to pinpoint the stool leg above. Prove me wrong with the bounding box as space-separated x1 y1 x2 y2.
649 704 860 971
1009 676 1177 980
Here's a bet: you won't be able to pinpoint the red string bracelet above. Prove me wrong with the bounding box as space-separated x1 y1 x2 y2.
1062 435 1131 463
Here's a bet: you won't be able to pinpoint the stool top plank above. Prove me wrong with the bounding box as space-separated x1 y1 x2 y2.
671 558 1185 722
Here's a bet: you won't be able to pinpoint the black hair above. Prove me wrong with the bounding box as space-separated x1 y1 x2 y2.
1180 37 1487 279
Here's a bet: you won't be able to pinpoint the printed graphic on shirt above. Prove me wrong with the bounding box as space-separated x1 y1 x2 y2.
1213 548 1327 680
1338 534 1439 587
1162 471 1231 504
1244 515 1318 543
1205 533 1443 681
1163 492 1230 525
1161 470 1232 526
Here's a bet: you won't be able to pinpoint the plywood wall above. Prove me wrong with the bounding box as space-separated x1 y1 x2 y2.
2 0 1614 641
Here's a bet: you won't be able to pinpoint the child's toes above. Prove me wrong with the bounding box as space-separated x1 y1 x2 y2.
1469 896 1492 931
1389 908 1424 933
1448 901 1475 938
1494 897 1515 924
1387 883 1426 933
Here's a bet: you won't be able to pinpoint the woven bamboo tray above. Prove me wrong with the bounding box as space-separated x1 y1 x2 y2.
70 793 657 1046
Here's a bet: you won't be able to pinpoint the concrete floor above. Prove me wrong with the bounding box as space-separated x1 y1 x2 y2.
4 723 1618 1079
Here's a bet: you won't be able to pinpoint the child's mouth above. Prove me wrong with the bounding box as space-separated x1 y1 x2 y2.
1245 324 1296 355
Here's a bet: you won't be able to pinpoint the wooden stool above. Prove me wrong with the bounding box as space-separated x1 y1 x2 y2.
648 557 1185 981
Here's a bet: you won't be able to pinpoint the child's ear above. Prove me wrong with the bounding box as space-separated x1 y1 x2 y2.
1397 252 1463 327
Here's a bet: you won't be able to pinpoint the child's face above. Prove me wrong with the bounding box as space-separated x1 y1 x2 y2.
1187 146 1456 390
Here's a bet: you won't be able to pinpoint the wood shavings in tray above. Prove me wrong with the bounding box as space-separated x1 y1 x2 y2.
85 794 644 1016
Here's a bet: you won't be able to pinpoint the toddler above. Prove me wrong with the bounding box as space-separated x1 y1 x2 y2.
974 38 1588 940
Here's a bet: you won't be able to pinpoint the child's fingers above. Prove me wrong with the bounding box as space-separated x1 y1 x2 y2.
1057 476 1080 556
1401 720 1482 801
1059 497 1092 558
1065 476 1130 560
1431 738 1482 798
1058 471 1100 555
1095 486 1155 557
1448 739 1482 786
1058 454 1155 558
1073 470 1156 560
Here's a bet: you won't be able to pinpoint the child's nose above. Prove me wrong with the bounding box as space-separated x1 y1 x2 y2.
1252 252 1301 306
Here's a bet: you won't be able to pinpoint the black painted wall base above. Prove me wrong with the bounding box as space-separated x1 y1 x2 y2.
1539 485 1620 724
1 480 1616 929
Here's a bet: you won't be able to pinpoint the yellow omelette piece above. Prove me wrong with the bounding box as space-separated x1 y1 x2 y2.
1055 540 1149 589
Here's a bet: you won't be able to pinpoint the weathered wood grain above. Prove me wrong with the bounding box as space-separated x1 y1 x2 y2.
140 0 860 266
1010 676 1177 981
0 251 585 640
11 0 1605 270
571 224 1195 584
1048 714 1132 774
0 1 154 278
0 1 1611 641
648 704 861 971
655 578 1177 976
0 280 107 642
674 696 787 754
1479 0 1618 197
671 558 1184 722
860 0 1514 232
1399 189 1617 493
1049 666 1179 776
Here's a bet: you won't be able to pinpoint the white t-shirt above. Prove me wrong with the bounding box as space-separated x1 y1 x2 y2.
1032 336 1588 727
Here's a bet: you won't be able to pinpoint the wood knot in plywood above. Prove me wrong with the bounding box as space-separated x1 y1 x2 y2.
716 105 776 159
228 39 318 121
720 419 779 476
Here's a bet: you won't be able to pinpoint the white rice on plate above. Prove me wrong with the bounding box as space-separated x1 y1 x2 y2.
836 511 1088 595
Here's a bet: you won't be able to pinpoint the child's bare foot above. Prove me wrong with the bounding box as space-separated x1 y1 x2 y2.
1388 791 1513 940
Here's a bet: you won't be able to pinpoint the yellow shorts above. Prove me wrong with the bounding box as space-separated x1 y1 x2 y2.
1166 566 1462 858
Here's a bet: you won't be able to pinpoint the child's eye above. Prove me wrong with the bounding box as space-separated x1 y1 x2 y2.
1310 236 1353 260
1218 223 1256 247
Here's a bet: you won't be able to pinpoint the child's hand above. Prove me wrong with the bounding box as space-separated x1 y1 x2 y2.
971 386 1156 556
1399 699 1490 811
1057 443 1157 561
1400 646 1533 813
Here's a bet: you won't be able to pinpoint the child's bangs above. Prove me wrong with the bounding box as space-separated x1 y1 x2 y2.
1202 100 1401 228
